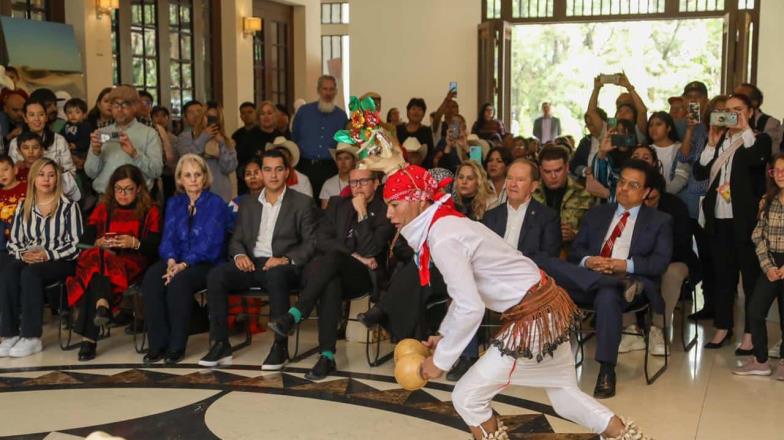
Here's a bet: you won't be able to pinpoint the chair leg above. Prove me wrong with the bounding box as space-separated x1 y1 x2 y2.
644 307 668 385
56 284 79 351
131 291 148 354
364 301 393 367
680 287 698 352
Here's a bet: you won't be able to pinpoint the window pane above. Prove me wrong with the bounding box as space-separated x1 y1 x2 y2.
132 58 145 86
170 33 180 59
321 4 330 23
144 4 156 24
146 59 158 87
342 3 350 24
132 32 144 56
181 35 192 61
132 5 142 25
183 64 193 89
169 4 179 26
170 90 182 118
145 30 157 55
332 4 341 23
181 5 191 25
170 63 181 86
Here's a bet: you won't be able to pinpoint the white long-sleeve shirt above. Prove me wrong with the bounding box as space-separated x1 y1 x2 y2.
401 202 541 371
698 128 756 219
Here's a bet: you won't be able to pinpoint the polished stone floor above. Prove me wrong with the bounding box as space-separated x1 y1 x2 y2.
0 307 782 439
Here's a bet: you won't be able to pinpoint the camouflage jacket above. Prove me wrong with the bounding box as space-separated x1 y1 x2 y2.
533 176 595 233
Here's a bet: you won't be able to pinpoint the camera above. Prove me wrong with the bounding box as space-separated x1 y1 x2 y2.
688 102 701 123
611 134 636 148
447 121 460 139
710 111 739 127
100 131 120 143
599 73 621 85
207 115 219 126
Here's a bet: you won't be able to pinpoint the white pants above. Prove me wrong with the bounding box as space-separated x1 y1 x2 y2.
452 343 614 434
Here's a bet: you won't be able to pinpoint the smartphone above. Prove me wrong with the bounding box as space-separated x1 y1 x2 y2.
449 81 458 97
611 134 636 148
688 102 701 123
469 145 483 164
599 74 621 85
607 118 618 129
710 111 738 127
207 115 219 126
447 120 460 139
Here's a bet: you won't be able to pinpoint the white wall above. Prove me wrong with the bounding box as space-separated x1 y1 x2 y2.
350 0 480 123
757 0 784 120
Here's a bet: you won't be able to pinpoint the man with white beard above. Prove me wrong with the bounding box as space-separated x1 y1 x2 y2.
292 75 349 197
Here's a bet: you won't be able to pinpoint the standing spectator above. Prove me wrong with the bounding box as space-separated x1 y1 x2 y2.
588 73 648 145
136 90 155 127
233 101 282 195
401 137 427 167
291 75 348 198
30 88 65 134
471 103 505 145
432 91 459 147
65 165 161 361
265 136 312 198
175 102 238 202
648 111 690 194
152 106 179 199
87 87 114 130
85 85 163 195
734 153 784 378
397 98 435 168
320 142 357 209
533 102 561 143
0 89 27 147
484 146 513 205
668 96 687 120
275 104 292 139
694 94 771 351
571 108 608 181
142 154 231 364
734 83 782 149
0 158 82 358
433 114 469 173
386 107 401 126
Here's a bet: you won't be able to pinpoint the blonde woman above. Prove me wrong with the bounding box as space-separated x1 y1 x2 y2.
0 158 83 358
141 154 231 365
453 160 497 221
175 102 238 202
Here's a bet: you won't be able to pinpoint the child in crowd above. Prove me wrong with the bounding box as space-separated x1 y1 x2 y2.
0 155 26 249
14 132 44 183
62 98 92 170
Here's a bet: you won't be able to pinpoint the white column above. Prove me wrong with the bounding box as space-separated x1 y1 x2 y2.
64 0 113 105
220 0 255 133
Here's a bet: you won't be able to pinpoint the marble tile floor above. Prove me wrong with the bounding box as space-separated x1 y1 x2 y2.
0 316 782 439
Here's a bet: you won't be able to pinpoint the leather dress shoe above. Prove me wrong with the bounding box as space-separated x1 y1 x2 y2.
593 370 616 399
143 349 166 364
704 329 733 349
357 305 386 329
164 350 185 364
78 341 96 361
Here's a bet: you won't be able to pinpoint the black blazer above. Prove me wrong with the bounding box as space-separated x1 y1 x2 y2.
228 189 317 266
693 132 771 242
318 194 395 263
658 193 698 273
482 199 561 265
568 203 673 312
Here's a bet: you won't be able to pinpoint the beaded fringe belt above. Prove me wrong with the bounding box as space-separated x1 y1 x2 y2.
491 271 581 362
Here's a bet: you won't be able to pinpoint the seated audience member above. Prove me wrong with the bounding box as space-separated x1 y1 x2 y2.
142 154 231 365
30 88 65 134
62 98 92 170
229 156 265 214
694 94 771 353
402 137 427 167
13 131 79 201
175 102 237 202
734 153 784 378
619 171 696 356
511 136 527 159
483 159 561 264
9 99 77 180
1 89 27 146
199 149 317 370
397 98 434 167
320 142 358 208
386 107 401 126
266 136 313 197
65 165 161 361
269 167 394 379
533 146 594 247
454 160 497 220
570 108 607 180
648 111 689 194
734 83 782 148
0 155 25 249
546 160 673 399
233 101 282 195
275 104 292 139
87 87 114 130
433 114 469 173
471 103 505 144
0 158 82 358
151 105 179 198
86 85 163 195
485 146 513 205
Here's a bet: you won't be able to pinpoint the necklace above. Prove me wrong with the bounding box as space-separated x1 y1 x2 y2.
36 196 57 207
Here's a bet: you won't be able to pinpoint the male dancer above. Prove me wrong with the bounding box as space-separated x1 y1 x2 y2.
383 164 649 440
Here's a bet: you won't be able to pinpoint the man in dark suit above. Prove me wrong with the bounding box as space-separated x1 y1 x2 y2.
483 159 561 264
199 150 317 370
546 160 673 399
533 102 561 143
269 167 395 380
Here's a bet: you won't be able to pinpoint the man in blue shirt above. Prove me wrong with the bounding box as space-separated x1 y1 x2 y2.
292 75 348 197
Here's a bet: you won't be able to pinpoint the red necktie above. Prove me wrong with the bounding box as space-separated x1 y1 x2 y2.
600 211 630 258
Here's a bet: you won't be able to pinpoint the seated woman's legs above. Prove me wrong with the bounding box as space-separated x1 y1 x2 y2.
0 258 26 339
142 260 171 354
164 264 210 357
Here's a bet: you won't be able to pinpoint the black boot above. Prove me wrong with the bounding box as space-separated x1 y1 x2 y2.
357 305 386 329
446 356 476 381
593 363 616 399
305 355 336 380
261 340 290 371
78 341 97 361
268 313 296 338
198 340 233 367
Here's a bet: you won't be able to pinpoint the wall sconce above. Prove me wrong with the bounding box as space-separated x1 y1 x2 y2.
243 17 262 37
96 0 119 20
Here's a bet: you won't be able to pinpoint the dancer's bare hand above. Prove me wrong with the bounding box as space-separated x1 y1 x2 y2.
420 356 443 380
422 334 442 351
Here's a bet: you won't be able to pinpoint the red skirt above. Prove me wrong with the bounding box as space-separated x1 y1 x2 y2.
66 248 148 307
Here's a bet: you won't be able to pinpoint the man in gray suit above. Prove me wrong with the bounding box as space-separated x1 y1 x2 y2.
199 150 317 370
533 102 561 144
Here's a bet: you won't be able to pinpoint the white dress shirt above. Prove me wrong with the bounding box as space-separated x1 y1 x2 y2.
401 199 541 371
579 204 640 273
541 117 553 143
252 187 287 258
503 200 530 248
698 128 756 219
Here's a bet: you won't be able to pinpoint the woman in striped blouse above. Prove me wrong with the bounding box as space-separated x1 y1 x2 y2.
0 158 83 358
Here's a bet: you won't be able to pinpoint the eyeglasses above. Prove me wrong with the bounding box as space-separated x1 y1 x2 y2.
617 179 642 190
114 185 137 195
349 178 374 188
768 169 784 177
111 101 133 110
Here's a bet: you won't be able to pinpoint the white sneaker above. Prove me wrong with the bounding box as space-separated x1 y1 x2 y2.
649 326 667 356
0 336 20 357
769 339 782 359
618 325 645 353
8 337 42 358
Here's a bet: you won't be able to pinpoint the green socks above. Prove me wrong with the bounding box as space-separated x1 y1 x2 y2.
288 307 302 323
321 350 335 361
